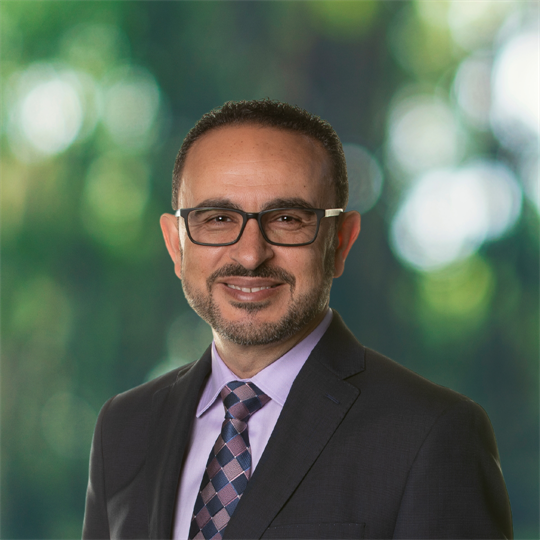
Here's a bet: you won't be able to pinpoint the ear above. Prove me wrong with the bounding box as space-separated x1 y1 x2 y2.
333 211 361 278
160 213 183 280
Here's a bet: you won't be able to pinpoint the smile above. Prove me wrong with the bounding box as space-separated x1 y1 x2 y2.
226 284 277 293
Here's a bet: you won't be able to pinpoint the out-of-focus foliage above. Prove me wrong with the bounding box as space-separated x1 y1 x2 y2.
1 2 538 538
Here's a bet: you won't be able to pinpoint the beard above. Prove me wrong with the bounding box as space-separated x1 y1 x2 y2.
181 255 335 346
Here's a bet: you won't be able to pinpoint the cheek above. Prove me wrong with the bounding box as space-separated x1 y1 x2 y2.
182 246 227 276
289 249 330 285
309 243 336 283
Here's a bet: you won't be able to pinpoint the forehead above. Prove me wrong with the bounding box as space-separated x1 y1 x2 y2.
179 125 334 208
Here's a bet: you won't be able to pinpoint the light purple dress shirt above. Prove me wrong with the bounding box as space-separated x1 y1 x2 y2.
173 309 333 539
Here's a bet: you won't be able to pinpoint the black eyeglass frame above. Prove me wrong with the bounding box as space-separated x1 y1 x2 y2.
175 207 343 247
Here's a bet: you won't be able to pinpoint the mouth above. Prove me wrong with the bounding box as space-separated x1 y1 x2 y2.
207 264 296 303
226 284 278 293
216 277 285 302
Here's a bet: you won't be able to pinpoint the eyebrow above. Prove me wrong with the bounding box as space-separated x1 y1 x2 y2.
192 197 316 211
261 198 314 211
194 199 243 210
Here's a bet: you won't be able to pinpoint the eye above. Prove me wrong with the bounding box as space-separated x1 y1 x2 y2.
268 209 314 225
190 209 240 227
276 214 299 223
203 212 240 227
209 214 232 223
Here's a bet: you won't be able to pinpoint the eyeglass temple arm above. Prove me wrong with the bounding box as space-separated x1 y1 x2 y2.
324 209 343 217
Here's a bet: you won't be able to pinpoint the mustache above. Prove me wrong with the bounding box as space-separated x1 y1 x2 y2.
207 263 296 289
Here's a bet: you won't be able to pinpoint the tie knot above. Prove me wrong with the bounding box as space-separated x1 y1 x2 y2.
221 381 270 422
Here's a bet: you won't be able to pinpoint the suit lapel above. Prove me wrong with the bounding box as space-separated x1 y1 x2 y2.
146 348 212 540
224 313 366 540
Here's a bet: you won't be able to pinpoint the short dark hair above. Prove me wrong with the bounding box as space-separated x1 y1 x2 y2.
171 99 348 210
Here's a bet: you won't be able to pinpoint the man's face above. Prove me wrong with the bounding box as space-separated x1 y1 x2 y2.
171 125 341 346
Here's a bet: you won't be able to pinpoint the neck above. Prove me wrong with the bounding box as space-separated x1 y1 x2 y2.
213 310 327 379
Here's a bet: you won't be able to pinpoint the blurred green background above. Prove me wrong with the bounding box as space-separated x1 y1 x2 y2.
2 1 538 538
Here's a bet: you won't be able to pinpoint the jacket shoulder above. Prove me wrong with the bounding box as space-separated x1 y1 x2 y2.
94 361 196 452
323 312 475 414
114 362 199 430
107 362 194 414
355 346 482 424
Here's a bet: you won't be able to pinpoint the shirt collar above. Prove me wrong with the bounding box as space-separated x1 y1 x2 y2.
196 309 333 417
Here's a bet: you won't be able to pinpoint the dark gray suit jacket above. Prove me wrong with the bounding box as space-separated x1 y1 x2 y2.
83 312 513 539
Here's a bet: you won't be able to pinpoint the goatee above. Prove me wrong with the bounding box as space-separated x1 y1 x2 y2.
181 261 334 346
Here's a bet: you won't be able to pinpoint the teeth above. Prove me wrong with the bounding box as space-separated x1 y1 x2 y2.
227 284 273 293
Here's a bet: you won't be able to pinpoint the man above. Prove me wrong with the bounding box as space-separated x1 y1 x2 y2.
83 99 512 539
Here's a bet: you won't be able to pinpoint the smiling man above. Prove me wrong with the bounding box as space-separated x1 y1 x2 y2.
83 100 512 540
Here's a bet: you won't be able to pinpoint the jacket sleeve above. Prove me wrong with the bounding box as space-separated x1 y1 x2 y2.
393 399 513 539
82 397 114 540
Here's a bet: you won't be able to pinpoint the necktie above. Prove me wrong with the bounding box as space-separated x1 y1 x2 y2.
189 381 271 540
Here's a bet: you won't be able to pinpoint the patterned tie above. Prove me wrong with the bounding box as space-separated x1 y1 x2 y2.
189 381 271 540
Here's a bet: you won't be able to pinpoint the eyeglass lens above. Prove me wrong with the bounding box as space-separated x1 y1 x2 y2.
187 208 319 245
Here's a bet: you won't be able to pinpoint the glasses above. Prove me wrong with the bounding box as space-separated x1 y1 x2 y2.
176 207 343 246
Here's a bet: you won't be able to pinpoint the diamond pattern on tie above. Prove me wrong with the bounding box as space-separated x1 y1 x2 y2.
189 381 270 540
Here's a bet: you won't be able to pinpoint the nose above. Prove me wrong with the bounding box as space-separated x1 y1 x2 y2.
228 217 274 270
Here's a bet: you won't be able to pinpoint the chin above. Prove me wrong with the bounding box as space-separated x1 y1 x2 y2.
227 300 272 314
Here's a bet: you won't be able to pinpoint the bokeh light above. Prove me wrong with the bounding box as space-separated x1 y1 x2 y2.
59 22 130 77
6 64 91 161
20 77 81 154
447 1 516 51
453 53 492 131
412 255 499 350
387 93 465 178
389 5 454 76
491 29 540 149
417 255 495 320
81 154 150 247
100 66 161 150
390 160 522 271
343 143 383 213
